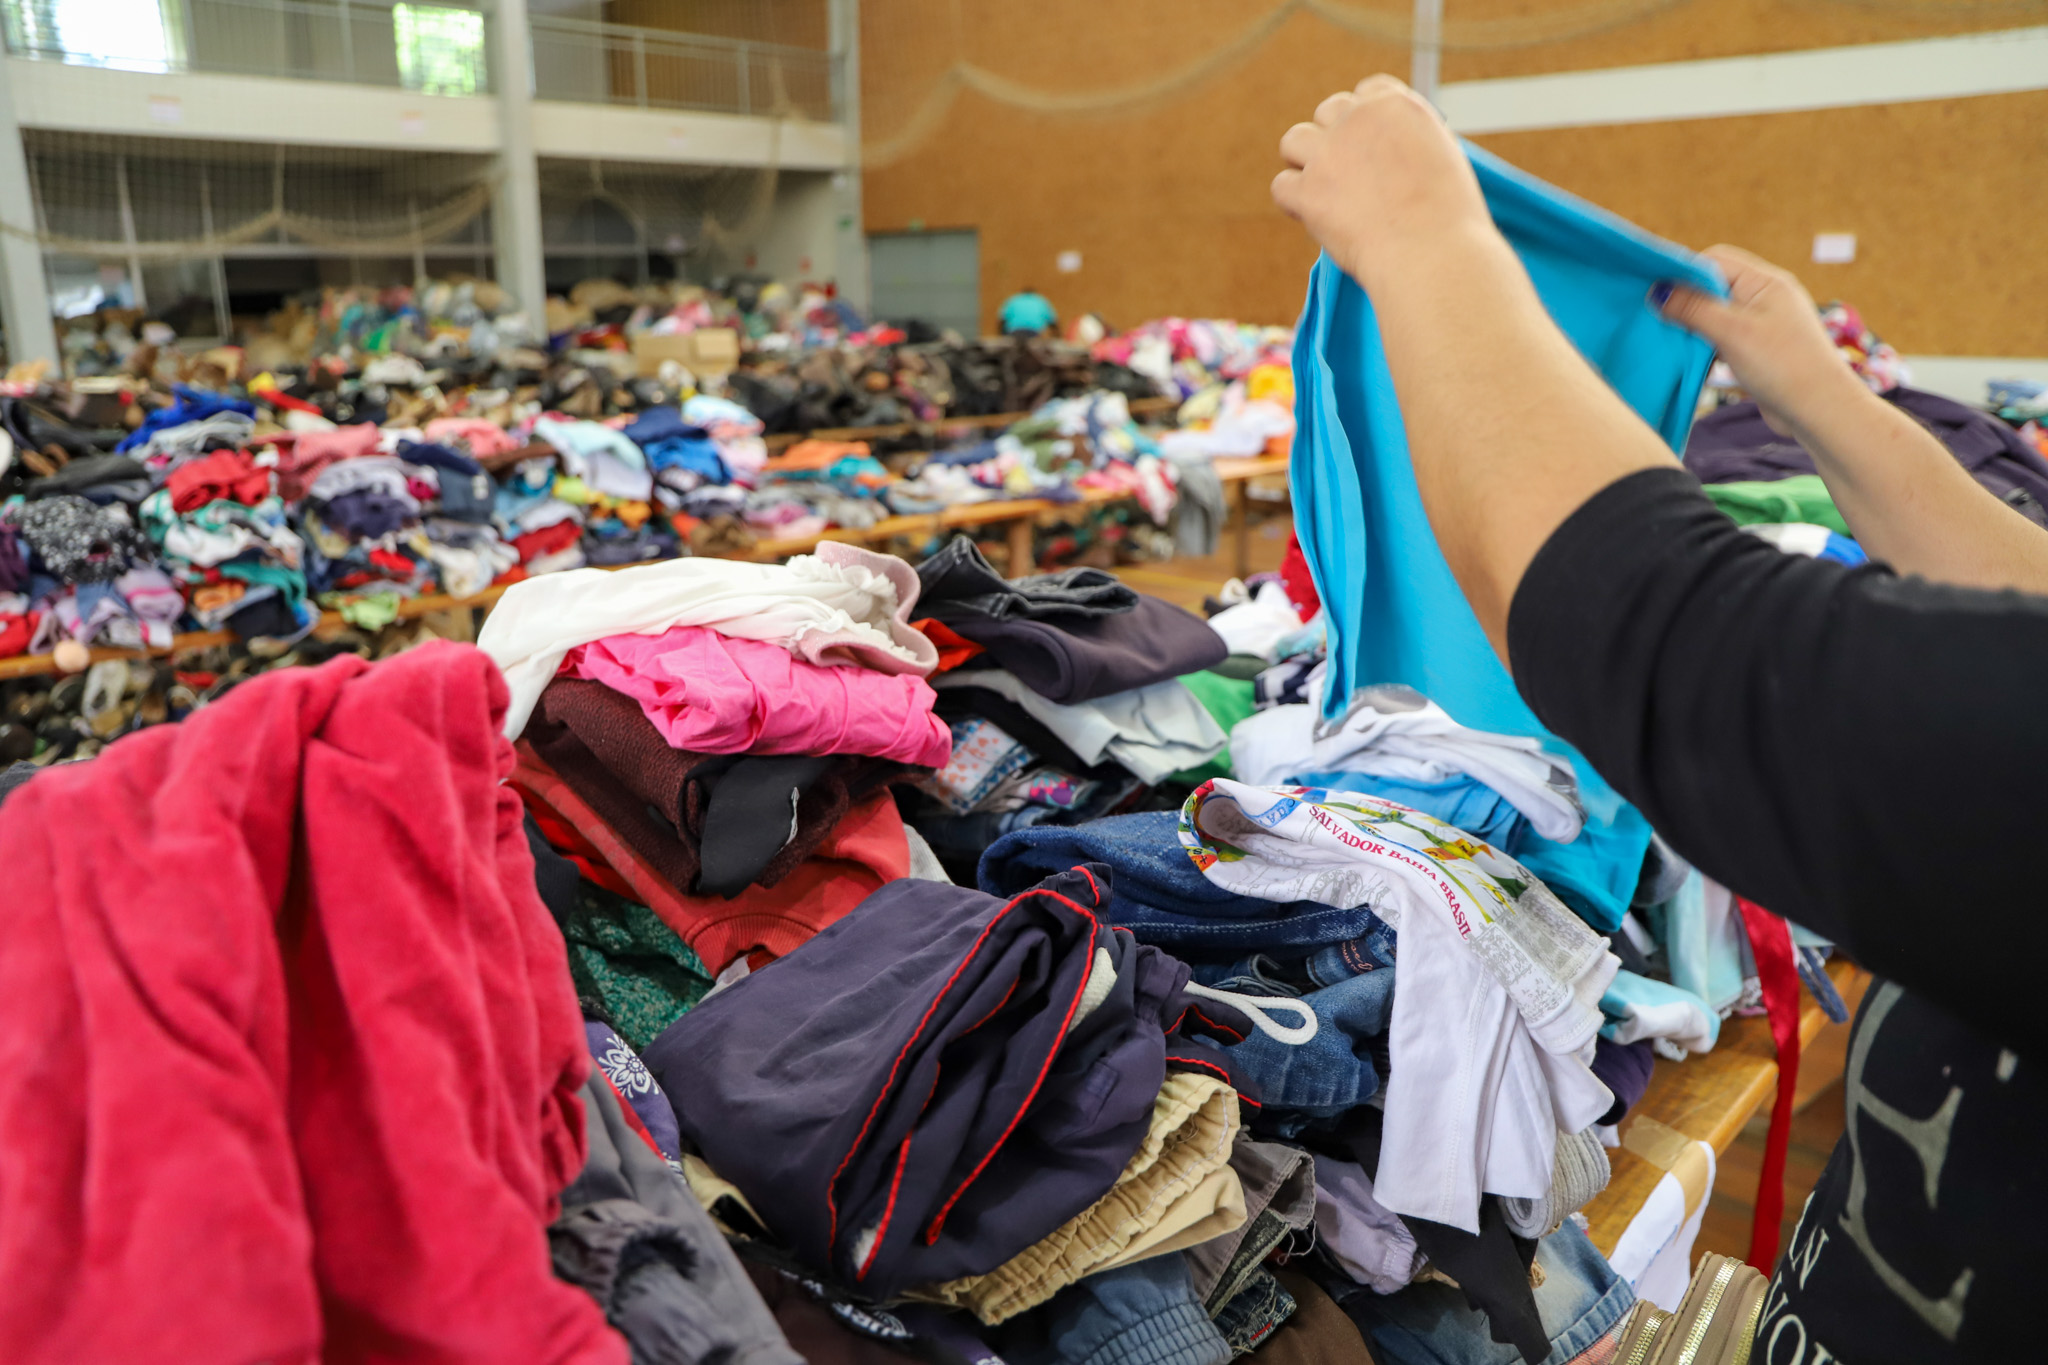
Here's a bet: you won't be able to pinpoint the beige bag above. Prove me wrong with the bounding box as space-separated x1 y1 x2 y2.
1611 1253 1770 1365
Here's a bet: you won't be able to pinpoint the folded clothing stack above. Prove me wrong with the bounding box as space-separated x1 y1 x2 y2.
905 537 1230 868
482 543 946 978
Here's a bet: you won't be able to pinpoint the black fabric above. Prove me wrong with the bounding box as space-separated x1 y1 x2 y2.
224 591 300 641
915 535 1138 622
1507 463 2046 1362
694 753 833 898
743 1264 971 1365
1401 1203 1544 1365
1320 1108 1544 1364
524 812 583 926
25 455 148 498
945 596 1227 704
1684 386 2048 527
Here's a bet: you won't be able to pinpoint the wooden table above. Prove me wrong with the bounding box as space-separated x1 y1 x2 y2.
1211 451 1292 578
1582 959 1869 1256
761 395 1178 452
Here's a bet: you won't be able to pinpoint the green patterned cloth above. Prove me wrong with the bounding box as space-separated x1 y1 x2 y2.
562 880 713 1051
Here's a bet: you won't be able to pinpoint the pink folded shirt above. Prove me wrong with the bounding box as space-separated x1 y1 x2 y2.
561 625 952 766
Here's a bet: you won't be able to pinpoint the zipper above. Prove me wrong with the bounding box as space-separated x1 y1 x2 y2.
1731 1283 1767 1365
1674 1259 1740 1365
1620 1312 1665 1365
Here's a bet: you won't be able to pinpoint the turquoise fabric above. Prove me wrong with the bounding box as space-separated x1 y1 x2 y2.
1289 141 1725 931
999 291 1058 333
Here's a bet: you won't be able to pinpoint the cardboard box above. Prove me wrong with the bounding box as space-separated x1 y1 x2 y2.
633 327 740 380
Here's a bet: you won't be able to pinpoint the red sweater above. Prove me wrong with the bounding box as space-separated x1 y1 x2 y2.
0 642 623 1364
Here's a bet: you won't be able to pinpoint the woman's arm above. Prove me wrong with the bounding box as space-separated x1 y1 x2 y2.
1661 247 2048 594
1272 76 1676 657
1273 77 2048 1056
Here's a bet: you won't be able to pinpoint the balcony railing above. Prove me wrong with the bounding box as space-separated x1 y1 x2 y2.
529 15 835 122
0 0 492 93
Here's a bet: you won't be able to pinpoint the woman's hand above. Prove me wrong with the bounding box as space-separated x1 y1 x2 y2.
1658 245 1865 436
1271 75 1495 293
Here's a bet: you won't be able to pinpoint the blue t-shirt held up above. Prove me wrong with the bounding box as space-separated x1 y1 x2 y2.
1288 141 1725 930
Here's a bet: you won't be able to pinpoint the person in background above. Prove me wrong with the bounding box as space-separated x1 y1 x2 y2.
1272 74 2041 1362
999 285 1059 337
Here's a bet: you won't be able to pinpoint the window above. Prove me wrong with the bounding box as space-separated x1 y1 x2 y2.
393 3 486 96
7 0 173 73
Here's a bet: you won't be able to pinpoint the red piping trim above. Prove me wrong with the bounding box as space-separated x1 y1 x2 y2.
825 884 1099 1263
921 888 1103 1245
856 1132 918 1280
825 900 1024 1254
962 977 1020 1037
1166 1054 1259 1106
1186 1005 1247 1042
1072 864 1105 904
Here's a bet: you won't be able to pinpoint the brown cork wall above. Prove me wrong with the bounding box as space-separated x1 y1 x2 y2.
860 1 2048 353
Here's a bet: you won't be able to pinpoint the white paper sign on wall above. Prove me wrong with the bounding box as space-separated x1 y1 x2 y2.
147 95 182 125
1811 232 1857 264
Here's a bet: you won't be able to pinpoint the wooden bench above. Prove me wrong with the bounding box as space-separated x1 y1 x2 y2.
1583 958 1869 1256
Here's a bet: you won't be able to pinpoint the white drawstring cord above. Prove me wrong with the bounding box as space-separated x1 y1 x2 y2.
1183 981 1319 1045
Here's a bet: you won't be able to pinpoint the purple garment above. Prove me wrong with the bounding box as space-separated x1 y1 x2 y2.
583 1020 683 1160
948 595 1227 703
0 525 28 594
642 864 1251 1297
1590 1035 1655 1126
321 488 413 540
1685 386 2048 528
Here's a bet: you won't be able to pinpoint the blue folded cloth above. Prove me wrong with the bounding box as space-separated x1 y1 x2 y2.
979 810 1391 960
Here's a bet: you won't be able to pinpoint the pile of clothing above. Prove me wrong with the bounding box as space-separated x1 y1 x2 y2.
907 537 1232 867
0 348 1225 666
1 529 1710 1365
1083 318 1295 403
1685 381 2048 542
896 392 1179 522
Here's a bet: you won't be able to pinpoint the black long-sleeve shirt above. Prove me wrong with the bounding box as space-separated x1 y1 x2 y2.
1509 467 2041 1362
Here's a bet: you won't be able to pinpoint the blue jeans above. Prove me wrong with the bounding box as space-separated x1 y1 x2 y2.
1195 945 1397 1120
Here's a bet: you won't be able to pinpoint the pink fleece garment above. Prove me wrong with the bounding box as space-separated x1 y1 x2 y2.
562 625 953 766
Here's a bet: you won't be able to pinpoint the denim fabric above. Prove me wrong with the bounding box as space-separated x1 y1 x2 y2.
1332 1218 1635 1365
1205 965 1396 1118
981 812 1393 960
995 1256 1231 1365
1213 1269 1296 1358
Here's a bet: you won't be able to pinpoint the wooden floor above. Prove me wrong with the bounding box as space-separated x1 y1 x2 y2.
1114 511 1294 610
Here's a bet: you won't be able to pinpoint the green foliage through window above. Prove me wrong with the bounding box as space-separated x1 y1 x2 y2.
394 2 485 96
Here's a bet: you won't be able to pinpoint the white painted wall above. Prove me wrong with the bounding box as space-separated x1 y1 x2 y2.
4 58 501 151
752 171 839 283
2 57 844 170
529 101 847 171
1440 26 2048 135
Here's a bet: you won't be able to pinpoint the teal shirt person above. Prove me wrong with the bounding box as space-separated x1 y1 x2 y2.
999 288 1058 335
